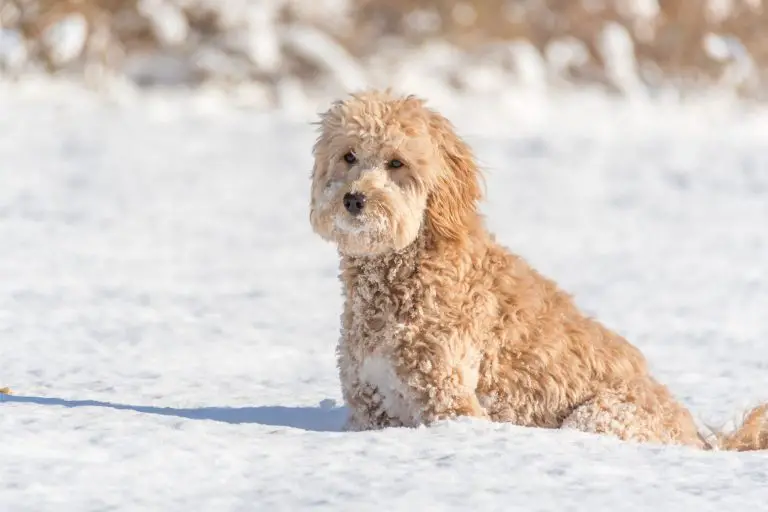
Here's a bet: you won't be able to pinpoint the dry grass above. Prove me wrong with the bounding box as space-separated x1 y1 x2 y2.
2 0 768 98
354 0 768 93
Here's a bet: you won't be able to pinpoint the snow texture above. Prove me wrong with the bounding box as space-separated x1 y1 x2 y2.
1 82 768 511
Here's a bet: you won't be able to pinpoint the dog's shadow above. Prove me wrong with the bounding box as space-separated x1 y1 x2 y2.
2 395 348 433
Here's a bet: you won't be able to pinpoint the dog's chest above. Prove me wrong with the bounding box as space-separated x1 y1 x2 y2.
342 250 428 424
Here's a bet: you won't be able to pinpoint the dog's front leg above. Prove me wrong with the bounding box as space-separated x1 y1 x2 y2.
342 382 405 431
392 342 487 426
338 345 403 431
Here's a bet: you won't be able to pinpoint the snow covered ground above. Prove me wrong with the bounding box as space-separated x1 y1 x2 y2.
1 82 768 511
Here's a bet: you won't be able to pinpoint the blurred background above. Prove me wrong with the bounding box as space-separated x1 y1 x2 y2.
2 0 767 106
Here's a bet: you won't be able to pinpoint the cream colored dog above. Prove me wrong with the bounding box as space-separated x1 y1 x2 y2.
309 89 767 451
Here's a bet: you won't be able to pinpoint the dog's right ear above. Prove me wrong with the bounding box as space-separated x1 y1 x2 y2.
311 97 349 175
310 135 325 181
422 106 483 243
311 101 339 181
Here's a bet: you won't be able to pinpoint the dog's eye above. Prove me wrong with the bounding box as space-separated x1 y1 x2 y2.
388 159 404 169
343 152 357 164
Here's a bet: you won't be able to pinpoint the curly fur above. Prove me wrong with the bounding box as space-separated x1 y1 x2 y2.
309 89 768 451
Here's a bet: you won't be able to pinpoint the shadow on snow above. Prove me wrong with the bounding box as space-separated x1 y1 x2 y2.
1 394 347 433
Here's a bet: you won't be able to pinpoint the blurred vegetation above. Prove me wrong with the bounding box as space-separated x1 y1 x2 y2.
1 0 767 99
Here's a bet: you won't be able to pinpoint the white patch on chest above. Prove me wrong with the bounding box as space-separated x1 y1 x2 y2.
358 354 414 425
459 347 481 392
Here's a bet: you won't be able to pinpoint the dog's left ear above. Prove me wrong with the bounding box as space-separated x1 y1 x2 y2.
422 105 483 243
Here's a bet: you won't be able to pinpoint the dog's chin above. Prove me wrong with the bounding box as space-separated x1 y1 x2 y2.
311 197 425 258
331 212 394 257
335 217 426 259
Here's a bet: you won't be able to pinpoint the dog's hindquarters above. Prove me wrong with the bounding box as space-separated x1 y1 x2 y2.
560 377 707 448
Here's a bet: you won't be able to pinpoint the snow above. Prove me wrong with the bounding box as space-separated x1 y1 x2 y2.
599 23 645 97
138 0 190 47
40 14 89 66
1 81 768 510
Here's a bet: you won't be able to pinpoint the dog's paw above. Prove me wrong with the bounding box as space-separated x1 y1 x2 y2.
424 395 489 424
342 414 370 432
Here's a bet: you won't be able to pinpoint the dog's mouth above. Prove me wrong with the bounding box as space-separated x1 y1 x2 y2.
312 178 415 256
324 205 395 257
333 213 367 234
333 207 388 235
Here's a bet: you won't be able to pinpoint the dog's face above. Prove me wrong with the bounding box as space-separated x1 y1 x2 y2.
310 91 482 257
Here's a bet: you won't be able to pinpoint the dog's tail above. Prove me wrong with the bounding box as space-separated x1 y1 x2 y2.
707 404 768 451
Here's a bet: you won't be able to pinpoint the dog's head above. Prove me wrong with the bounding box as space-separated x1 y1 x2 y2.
309 90 482 257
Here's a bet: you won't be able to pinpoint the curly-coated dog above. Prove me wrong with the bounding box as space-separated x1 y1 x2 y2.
309 89 767 451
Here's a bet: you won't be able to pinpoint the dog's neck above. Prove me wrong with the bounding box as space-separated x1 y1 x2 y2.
339 227 433 325
340 227 428 286
337 218 490 335
339 216 487 281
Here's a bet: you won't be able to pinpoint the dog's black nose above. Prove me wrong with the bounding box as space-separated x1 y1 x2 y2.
343 192 366 216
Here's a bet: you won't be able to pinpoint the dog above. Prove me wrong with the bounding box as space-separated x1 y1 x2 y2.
308 89 767 451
